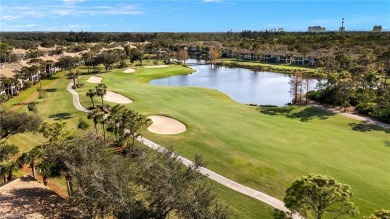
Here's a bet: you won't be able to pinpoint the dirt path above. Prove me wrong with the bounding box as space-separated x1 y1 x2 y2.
0 175 81 218
22 165 68 198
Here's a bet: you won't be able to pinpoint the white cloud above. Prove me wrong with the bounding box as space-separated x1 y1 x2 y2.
26 24 38 27
1 15 20 20
203 0 223 2
63 0 85 4
0 2 143 21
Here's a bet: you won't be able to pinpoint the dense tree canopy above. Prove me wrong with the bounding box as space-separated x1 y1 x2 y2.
284 175 358 219
0 109 42 142
48 133 229 219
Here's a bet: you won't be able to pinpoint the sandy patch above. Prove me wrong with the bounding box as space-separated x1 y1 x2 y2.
123 68 136 73
103 91 133 104
0 175 80 218
147 115 186 135
86 76 102 83
144 65 169 68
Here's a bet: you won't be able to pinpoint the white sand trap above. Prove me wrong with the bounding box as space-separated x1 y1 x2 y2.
123 68 136 73
144 65 169 68
103 91 133 104
86 76 102 83
147 115 187 135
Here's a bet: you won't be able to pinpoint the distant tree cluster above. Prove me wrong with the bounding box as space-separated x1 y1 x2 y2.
309 49 390 123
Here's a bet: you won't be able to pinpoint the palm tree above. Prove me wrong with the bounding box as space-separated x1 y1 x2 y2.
0 143 19 182
18 146 42 179
95 83 107 106
107 105 125 142
98 113 107 142
0 163 7 183
75 70 80 87
69 72 76 87
88 109 104 136
86 89 97 108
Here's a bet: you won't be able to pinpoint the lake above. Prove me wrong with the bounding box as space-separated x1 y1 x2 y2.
149 64 319 106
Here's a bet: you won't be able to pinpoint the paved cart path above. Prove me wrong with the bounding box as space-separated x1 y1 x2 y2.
67 80 303 218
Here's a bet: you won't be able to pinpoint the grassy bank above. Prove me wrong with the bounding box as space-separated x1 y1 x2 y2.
4 64 390 218
77 65 389 217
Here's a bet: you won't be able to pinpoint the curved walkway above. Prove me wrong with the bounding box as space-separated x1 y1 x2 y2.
66 80 301 218
66 81 90 113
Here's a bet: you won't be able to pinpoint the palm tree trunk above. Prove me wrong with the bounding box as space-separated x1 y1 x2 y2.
94 123 98 136
91 97 95 108
306 80 309 104
102 122 106 141
65 175 73 197
43 175 48 186
101 97 104 106
31 160 36 178
126 135 130 147
7 170 13 181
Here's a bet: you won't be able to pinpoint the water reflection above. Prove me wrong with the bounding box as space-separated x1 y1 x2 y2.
149 64 319 106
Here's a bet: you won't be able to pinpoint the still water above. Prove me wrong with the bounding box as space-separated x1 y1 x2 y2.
149 64 319 106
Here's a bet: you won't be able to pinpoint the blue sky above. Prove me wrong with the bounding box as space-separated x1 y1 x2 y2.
0 0 389 32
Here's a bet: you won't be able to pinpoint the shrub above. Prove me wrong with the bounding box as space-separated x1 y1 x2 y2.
0 93 9 103
24 81 33 88
38 90 47 99
356 102 376 115
77 118 90 130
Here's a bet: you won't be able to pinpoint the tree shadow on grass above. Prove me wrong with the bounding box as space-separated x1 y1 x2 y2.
49 113 73 120
288 107 335 122
259 106 335 122
259 106 297 116
12 102 29 107
45 88 57 92
349 122 390 133
384 140 390 147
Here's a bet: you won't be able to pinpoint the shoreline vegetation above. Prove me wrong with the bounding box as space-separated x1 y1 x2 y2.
215 58 319 75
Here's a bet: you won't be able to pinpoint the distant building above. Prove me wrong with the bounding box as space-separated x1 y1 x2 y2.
308 26 326 32
278 28 285 32
373 25 382 32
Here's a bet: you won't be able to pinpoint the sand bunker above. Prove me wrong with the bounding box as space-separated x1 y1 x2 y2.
147 115 187 135
123 68 136 73
86 76 102 83
103 91 133 104
144 65 169 68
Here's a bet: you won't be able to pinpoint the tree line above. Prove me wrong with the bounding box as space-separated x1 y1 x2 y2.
306 49 390 123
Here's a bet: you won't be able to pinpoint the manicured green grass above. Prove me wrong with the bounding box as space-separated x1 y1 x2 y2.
211 181 274 219
4 71 87 152
5 64 390 218
76 65 390 217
